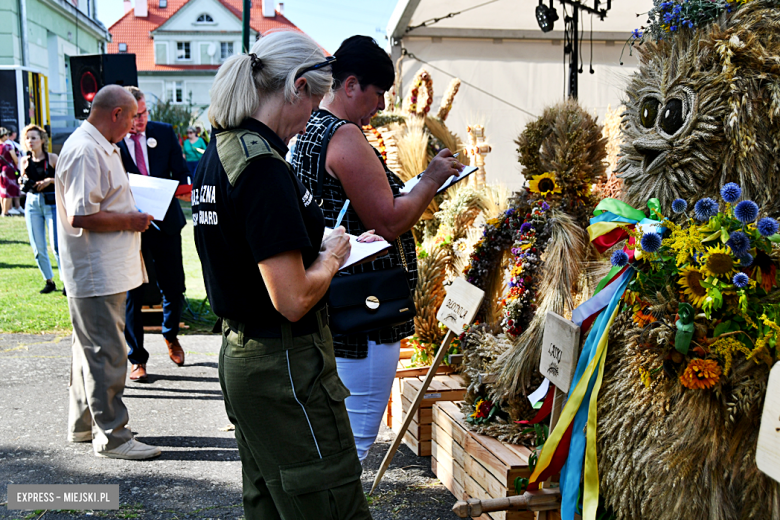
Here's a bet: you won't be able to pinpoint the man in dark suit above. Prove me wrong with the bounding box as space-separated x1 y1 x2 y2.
118 86 190 382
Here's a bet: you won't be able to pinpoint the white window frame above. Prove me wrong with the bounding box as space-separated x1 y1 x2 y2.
220 41 234 62
118 43 128 53
176 41 191 61
166 81 184 104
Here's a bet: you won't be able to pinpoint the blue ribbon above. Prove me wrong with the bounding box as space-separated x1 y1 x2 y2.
559 268 634 520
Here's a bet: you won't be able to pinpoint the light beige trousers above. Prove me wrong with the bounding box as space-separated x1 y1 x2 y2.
67 292 133 452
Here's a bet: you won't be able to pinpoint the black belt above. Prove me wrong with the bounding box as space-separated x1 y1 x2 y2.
221 306 329 339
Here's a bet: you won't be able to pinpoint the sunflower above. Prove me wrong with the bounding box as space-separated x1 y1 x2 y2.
679 358 722 389
678 266 708 307
700 244 738 278
528 172 562 197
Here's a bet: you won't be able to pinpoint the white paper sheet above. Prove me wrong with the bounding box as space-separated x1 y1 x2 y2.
324 228 391 270
528 378 551 406
400 165 478 195
128 173 179 221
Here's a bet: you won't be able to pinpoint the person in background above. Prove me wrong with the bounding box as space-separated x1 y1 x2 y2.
7 125 22 155
0 127 23 217
117 86 191 383
195 123 209 144
56 85 160 460
18 124 62 294
193 30 373 519
182 126 206 176
292 35 461 463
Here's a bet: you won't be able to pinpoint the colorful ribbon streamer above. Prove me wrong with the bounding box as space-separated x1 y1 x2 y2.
525 198 659 520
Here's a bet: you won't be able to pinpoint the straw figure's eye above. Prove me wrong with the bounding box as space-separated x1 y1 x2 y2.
640 98 660 129
659 98 684 135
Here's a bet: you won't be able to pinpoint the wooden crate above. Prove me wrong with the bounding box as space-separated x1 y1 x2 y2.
431 401 534 520
384 352 466 456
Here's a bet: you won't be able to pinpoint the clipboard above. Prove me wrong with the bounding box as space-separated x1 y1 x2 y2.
399 165 478 195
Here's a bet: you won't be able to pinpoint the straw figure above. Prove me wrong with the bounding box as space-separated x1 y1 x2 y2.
458 100 608 438
597 2 780 518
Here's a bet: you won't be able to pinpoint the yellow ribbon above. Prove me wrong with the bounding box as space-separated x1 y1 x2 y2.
587 221 624 242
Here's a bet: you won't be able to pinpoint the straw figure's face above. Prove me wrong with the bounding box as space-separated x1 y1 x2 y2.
617 2 780 215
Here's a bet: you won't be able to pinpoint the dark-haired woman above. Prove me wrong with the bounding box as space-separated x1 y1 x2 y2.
193 30 372 519
292 35 462 462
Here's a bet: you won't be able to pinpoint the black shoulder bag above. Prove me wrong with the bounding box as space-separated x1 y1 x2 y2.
316 120 416 336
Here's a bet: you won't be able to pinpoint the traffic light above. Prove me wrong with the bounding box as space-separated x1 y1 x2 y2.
70 54 138 119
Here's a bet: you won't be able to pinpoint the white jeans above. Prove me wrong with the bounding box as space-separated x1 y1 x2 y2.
336 340 401 462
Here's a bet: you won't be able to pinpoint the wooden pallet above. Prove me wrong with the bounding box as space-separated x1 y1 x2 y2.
384 351 466 456
432 401 534 520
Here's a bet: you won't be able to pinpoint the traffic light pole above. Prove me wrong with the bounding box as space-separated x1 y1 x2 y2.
242 0 251 52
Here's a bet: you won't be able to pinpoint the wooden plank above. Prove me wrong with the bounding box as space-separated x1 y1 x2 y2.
395 365 453 379
402 395 433 421
432 457 494 520
403 377 464 402
403 431 431 456
399 347 414 359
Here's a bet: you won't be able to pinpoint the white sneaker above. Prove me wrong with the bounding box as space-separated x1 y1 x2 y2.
96 438 161 460
7 207 21 216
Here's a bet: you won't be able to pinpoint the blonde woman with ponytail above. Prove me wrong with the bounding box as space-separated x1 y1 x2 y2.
192 31 374 520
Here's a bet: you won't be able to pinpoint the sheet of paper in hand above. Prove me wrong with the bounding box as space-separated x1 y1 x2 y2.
323 228 391 270
128 173 179 220
539 312 580 393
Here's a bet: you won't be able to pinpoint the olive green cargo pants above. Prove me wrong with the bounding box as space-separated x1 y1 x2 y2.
219 313 372 520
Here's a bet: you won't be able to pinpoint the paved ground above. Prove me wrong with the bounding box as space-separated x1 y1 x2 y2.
0 333 461 520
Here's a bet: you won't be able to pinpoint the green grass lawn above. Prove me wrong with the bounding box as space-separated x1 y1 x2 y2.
0 201 216 334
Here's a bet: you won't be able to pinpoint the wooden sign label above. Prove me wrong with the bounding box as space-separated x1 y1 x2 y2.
437 278 485 334
757 363 780 483
539 312 580 393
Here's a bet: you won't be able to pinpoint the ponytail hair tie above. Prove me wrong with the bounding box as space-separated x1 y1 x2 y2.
248 53 264 73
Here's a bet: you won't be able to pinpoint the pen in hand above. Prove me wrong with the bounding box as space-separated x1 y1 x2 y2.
334 199 350 229
136 206 160 230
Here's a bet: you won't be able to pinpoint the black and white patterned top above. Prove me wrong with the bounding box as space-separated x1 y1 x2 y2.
291 109 417 358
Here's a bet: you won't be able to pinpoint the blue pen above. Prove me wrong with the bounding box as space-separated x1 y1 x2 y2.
334 199 350 229
136 206 160 230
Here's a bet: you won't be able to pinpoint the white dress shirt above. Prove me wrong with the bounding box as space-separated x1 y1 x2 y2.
123 131 151 175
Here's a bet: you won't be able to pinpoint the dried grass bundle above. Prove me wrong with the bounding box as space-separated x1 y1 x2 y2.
425 116 470 166
490 211 588 414
395 117 429 183
413 246 448 345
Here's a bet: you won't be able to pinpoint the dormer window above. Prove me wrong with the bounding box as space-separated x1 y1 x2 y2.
196 13 214 23
159 0 167 7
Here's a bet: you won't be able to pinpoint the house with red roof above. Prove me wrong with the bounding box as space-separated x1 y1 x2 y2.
107 0 309 125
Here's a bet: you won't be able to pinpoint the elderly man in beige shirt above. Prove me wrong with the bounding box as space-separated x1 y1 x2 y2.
56 85 160 460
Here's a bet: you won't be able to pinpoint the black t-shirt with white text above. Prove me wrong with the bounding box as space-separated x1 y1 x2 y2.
192 118 326 335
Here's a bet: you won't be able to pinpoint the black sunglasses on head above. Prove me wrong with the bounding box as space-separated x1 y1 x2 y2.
295 56 336 80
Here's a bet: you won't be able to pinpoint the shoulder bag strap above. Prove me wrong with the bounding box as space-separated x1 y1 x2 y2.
314 119 340 206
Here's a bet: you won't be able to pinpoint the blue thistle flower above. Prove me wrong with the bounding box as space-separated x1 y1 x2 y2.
640 232 662 253
757 217 779 237
733 273 749 289
632 29 643 39
693 198 718 221
734 200 759 223
725 231 750 257
738 253 754 267
720 182 741 203
671 199 687 214
611 250 629 267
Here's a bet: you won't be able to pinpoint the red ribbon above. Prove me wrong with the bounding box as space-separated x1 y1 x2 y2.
592 227 630 253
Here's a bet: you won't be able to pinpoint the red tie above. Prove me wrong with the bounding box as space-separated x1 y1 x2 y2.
130 134 149 176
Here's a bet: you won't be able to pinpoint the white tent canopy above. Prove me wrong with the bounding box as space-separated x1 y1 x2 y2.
387 0 654 191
